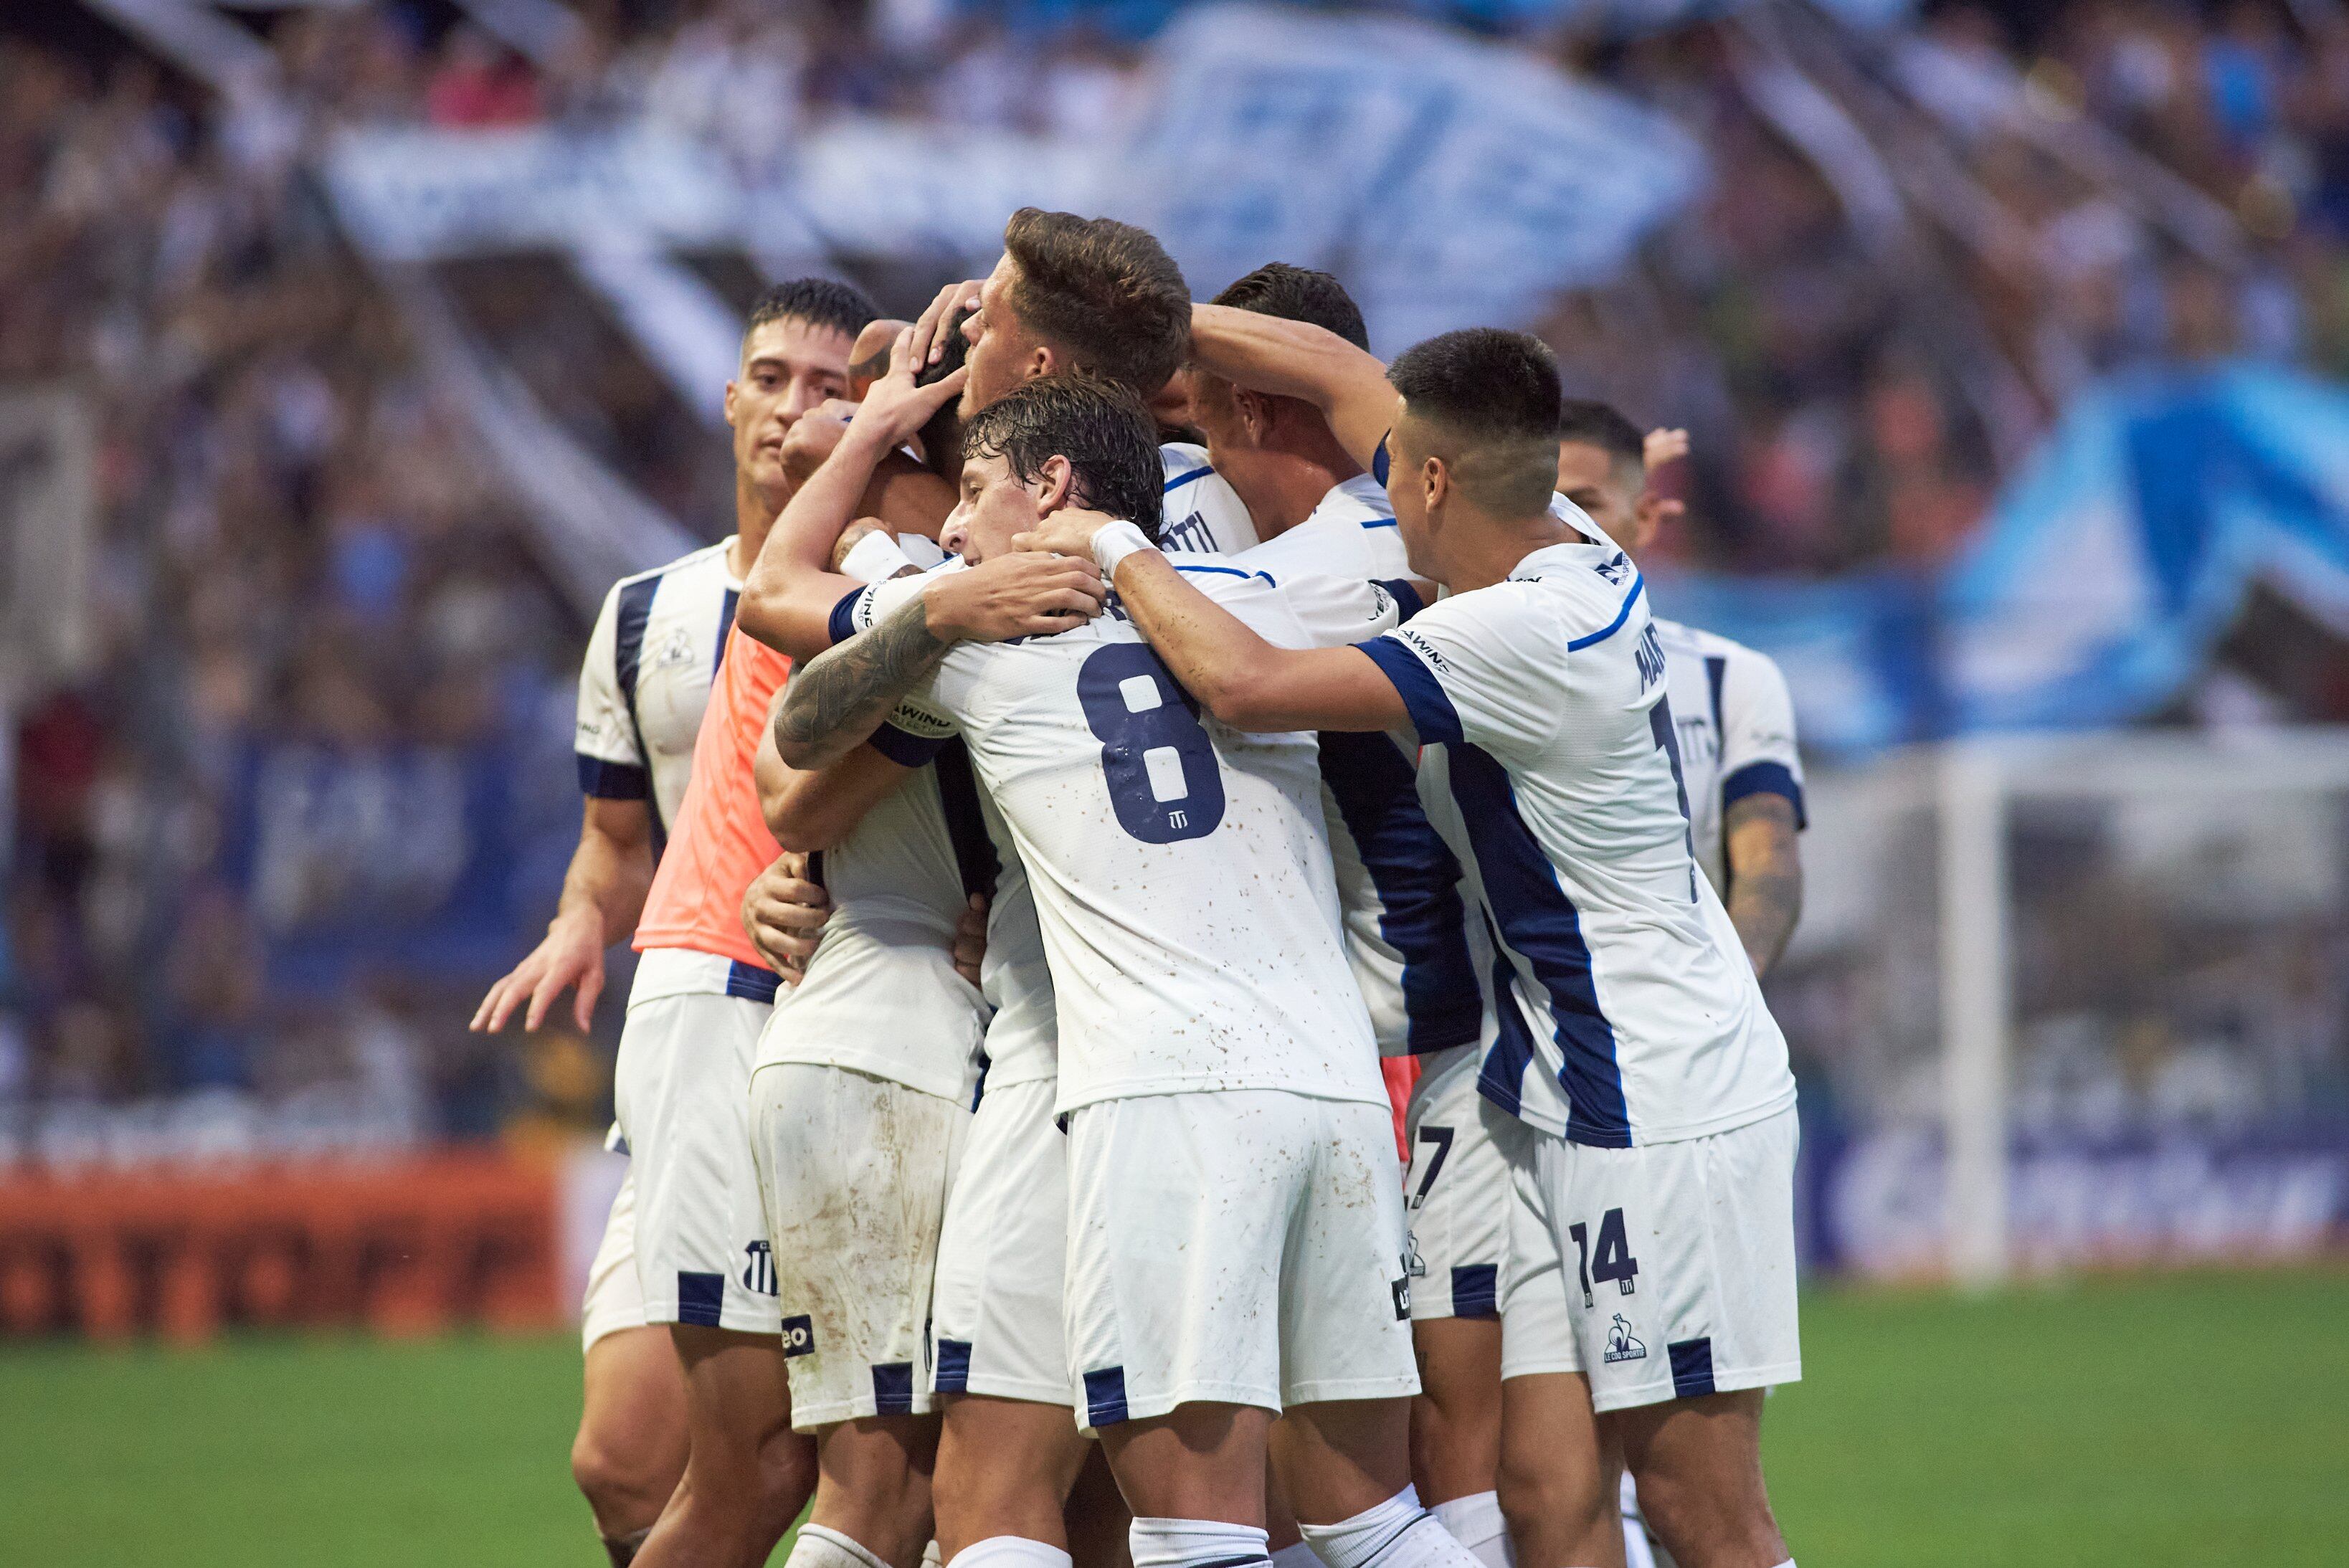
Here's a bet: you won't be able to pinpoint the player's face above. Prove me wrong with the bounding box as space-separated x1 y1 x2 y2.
726 317 856 493
941 450 1050 564
1555 440 1645 545
957 254 1038 420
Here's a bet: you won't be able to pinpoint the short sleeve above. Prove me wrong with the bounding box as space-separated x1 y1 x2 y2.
829 567 939 646
1174 562 1418 652
1354 584 1564 754
1717 647 1807 829
575 581 647 799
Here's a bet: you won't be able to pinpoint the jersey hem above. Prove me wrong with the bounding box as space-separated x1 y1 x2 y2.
748 1054 978 1110
1503 1082 1799 1148
1055 1077 1392 1117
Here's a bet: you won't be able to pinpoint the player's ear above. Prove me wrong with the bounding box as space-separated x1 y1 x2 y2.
1027 343 1058 383
1629 487 1667 553
1422 454 1449 515
1235 387 1274 445
722 378 740 429
1034 455 1076 512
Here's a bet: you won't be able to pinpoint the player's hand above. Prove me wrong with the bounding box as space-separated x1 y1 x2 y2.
780 399 858 482
848 324 969 448
952 893 987 988
924 551 1106 643
741 852 831 984
911 278 986 367
1643 427 1690 469
1012 506 1121 562
470 906 607 1034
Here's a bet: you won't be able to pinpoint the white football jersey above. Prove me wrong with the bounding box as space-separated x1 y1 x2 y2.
752 742 995 1104
1232 476 1489 1057
1158 442 1258 555
576 541 738 845
1653 619 1806 898
860 563 1403 1113
1360 518 1795 1148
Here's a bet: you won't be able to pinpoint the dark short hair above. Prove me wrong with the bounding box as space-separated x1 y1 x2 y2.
1387 328 1562 514
964 374 1166 543
1556 398 1646 471
914 305 976 478
1212 262 1369 349
1002 208 1191 397
744 277 879 351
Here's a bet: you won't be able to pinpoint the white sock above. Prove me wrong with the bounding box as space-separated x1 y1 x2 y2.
1299 1486 1481 1568
949 1536 1076 1568
1273 1544 1321 1568
1428 1492 1512 1568
791 1523 893 1568
1129 1516 1272 1568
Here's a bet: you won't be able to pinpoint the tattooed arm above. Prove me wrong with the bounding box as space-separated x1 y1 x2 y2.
772 551 1109 770
773 594 953 771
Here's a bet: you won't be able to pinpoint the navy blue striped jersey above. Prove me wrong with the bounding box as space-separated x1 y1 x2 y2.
1360 508 1795 1149
574 541 738 846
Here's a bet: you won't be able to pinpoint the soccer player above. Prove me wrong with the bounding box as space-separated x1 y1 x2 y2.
772 374 1487 1568
1022 324 1803 1568
731 213 1267 1568
470 279 877 1568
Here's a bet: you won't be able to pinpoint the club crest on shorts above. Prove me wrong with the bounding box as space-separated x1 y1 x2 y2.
741 1240 778 1297
1603 1313 1647 1364
779 1313 816 1357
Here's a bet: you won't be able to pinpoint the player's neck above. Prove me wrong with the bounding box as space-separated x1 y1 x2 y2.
730 470 793 581
1243 461 1344 541
1441 507 1572 593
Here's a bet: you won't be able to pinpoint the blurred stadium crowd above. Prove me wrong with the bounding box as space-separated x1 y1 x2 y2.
5 0 2349 1159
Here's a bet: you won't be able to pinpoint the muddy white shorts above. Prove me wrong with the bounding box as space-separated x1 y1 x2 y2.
929 1075 1071 1406
582 1164 650 1352
1403 1043 1523 1322
1064 1090 1419 1431
1500 1106 1801 1412
612 982 779 1336
749 1061 967 1430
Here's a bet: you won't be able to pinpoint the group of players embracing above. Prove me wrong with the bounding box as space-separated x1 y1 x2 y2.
473 206 1811 1568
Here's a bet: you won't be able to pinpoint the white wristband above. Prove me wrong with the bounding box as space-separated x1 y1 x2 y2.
840 529 916 584
1090 519 1157 577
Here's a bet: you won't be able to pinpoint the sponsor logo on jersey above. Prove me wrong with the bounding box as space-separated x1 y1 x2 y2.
1392 627 1452 674
779 1313 816 1356
1603 1313 1647 1364
1391 1275 1412 1321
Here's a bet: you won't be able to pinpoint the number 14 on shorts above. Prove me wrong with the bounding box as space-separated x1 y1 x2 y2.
1567 1208 1639 1308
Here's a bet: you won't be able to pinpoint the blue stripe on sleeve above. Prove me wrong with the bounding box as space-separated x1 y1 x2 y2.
867 721 950 768
1162 465 1212 495
576 755 649 799
1377 578 1424 620
827 586 864 647
1720 761 1808 829
1357 635 1462 745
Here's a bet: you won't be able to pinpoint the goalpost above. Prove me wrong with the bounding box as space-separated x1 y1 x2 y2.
1787 727 2349 1284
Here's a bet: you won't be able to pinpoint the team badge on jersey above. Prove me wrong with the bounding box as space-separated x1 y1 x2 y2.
741 1240 777 1297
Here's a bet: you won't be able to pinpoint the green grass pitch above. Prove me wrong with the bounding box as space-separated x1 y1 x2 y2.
3 1268 2343 1565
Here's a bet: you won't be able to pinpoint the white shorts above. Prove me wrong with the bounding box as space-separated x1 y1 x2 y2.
612 987 779 1336
582 1164 650 1352
1500 1106 1802 1413
749 1061 967 1429
1065 1091 1419 1430
931 1076 1071 1406
1403 1044 1521 1323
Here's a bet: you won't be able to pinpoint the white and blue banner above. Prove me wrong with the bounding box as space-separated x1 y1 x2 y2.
1666 363 2349 751
1106 4 1703 350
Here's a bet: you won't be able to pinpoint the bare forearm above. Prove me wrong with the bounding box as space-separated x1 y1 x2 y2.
739 427 896 658
772 596 949 770
554 805 655 946
1722 798 1803 977
1188 305 1392 470
1110 551 1283 722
